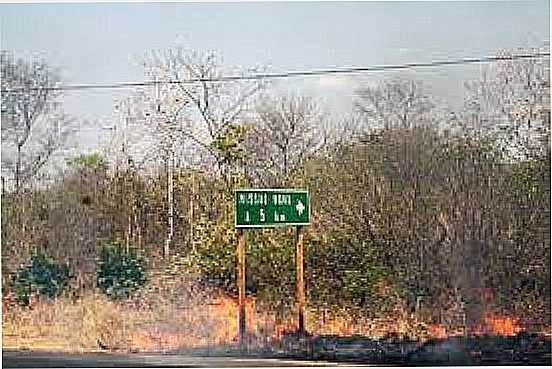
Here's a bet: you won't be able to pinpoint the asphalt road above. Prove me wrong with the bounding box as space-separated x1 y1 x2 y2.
2 350 368 368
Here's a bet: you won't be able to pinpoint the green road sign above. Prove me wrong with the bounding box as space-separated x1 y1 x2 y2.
235 189 310 228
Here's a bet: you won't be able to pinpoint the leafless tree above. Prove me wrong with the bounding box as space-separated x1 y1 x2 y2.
116 49 265 256
354 78 435 131
1 51 75 193
246 95 327 186
113 81 190 257
132 49 266 176
462 46 550 160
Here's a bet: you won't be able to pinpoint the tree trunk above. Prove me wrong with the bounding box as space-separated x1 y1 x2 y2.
190 171 195 252
164 152 174 258
15 143 22 193
126 214 131 253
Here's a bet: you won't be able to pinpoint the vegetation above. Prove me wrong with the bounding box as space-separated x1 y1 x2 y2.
1 46 550 350
96 241 147 299
11 252 71 306
1 51 76 192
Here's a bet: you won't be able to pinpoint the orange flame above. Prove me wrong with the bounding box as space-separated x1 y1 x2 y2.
126 289 526 352
484 313 523 336
128 330 187 352
273 312 394 338
207 295 257 344
127 294 259 352
314 315 356 336
427 324 448 339
426 312 524 340
272 318 298 340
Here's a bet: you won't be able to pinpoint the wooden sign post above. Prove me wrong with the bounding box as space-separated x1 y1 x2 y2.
296 226 305 336
234 189 310 352
237 228 246 353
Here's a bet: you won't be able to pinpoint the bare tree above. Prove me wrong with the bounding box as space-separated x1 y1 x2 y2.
246 95 327 186
354 78 434 131
1 51 75 192
462 46 550 160
136 49 266 177
118 49 265 256
114 78 191 257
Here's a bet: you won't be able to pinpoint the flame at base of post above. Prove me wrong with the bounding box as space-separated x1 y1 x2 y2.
126 292 538 354
427 312 524 339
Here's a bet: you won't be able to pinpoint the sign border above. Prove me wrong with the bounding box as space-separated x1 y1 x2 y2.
234 188 311 228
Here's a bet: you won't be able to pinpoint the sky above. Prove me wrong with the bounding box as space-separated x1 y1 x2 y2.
0 1 550 153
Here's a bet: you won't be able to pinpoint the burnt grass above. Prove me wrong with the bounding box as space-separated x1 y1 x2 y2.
167 331 551 366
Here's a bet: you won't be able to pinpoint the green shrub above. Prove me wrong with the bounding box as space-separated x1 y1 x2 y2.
189 215 237 292
306 231 388 309
187 210 388 310
181 214 296 307
11 252 71 306
96 241 147 299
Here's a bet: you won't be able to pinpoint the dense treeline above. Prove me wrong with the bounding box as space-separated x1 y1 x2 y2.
1 47 550 334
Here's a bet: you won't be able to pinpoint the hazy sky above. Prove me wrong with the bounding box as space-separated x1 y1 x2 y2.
1 1 550 151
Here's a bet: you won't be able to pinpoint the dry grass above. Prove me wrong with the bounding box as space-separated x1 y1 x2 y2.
4 270 545 353
2 292 142 351
0 268 443 353
2 290 422 353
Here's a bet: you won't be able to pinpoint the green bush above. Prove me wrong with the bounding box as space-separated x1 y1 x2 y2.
96 241 147 299
187 209 388 310
182 213 297 307
189 215 238 292
305 231 389 309
11 252 71 306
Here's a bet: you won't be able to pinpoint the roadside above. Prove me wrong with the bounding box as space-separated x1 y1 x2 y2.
1 350 364 368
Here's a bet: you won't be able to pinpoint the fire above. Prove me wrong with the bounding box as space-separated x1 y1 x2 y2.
470 312 524 337
313 314 357 336
427 324 448 339
272 318 298 339
207 295 257 344
273 313 358 339
128 330 187 352
483 313 523 336
125 288 526 353
127 294 259 352
425 312 524 340
273 312 405 339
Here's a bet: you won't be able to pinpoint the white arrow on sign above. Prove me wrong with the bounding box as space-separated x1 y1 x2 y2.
296 199 305 216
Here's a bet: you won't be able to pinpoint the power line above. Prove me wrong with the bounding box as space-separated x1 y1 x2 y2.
2 52 549 93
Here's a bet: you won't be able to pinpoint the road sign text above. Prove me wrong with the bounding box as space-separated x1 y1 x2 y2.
235 189 310 228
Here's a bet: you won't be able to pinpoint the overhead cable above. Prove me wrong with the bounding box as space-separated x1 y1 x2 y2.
1 52 549 93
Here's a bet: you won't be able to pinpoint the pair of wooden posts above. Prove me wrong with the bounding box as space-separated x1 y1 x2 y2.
234 189 310 352
236 227 305 352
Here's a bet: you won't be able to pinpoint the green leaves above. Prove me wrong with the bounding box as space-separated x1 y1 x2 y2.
510 159 547 199
66 153 106 171
183 208 298 306
211 123 250 165
343 266 386 305
11 252 71 306
96 241 147 299
306 231 387 308
185 214 237 291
